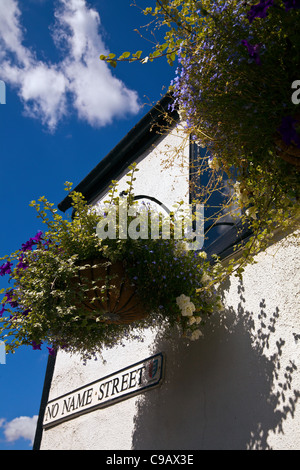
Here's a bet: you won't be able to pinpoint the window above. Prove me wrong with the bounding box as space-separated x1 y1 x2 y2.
189 141 252 260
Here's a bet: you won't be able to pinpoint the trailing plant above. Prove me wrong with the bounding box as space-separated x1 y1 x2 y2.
0 165 222 360
100 0 300 281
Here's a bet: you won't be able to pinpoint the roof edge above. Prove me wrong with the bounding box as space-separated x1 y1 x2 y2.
58 93 179 212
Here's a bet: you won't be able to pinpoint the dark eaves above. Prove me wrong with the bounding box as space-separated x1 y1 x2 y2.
58 93 179 213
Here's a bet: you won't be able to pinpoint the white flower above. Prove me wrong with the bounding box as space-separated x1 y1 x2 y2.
181 302 196 317
202 273 212 284
246 206 257 220
234 182 249 206
176 294 190 308
208 156 220 171
189 315 201 325
198 251 207 259
216 300 225 312
190 329 203 341
176 294 196 317
233 181 241 196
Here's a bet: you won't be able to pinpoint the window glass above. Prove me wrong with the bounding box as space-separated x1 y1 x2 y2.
189 142 245 253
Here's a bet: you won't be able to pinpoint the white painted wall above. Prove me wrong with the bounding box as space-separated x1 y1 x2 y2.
39 123 300 450
90 121 191 210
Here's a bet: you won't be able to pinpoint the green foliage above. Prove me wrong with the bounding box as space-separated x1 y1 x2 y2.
0 166 221 360
101 0 300 285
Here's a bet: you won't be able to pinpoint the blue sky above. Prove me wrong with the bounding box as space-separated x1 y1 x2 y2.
0 0 174 450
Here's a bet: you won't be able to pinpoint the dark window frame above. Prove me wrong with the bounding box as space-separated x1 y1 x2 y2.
189 140 253 260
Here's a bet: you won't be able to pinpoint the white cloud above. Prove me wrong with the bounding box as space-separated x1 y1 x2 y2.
0 0 31 65
0 0 140 131
0 415 38 446
19 62 68 130
54 0 140 127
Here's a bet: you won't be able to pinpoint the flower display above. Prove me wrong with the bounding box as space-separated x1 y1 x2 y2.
0 166 223 360
101 0 299 283
176 294 196 316
98 0 299 342
170 0 300 173
160 0 300 274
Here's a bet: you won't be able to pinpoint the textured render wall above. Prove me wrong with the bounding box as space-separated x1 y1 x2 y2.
90 122 191 210
40 329 158 450
132 229 300 451
40 124 191 450
39 123 300 450
40 227 300 450
221 230 300 450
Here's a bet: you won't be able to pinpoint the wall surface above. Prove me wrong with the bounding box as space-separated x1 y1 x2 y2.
38 124 300 450
90 121 191 210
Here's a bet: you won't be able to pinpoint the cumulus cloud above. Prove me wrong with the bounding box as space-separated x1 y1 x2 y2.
0 0 140 131
0 415 38 446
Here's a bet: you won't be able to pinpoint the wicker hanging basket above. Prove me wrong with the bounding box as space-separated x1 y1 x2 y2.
73 258 148 325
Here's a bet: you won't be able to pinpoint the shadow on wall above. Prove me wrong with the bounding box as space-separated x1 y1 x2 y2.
132 279 300 450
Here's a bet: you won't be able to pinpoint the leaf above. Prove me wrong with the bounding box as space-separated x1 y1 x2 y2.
152 50 161 58
170 51 176 62
133 50 143 59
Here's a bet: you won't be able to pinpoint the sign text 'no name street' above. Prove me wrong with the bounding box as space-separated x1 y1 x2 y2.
43 353 164 428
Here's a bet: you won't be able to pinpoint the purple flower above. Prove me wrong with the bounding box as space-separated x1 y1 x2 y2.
22 308 31 316
21 231 43 252
21 239 34 252
5 289 14 303
32 341 42 350
0 261 13 276
47 346 56 356
247 0 274 23
16 254 29 272
4 289 18 308
0 304 6 317
241 40 262 65
32 231 43 243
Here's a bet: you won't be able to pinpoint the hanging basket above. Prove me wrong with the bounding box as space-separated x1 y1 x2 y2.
73 258 148 325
